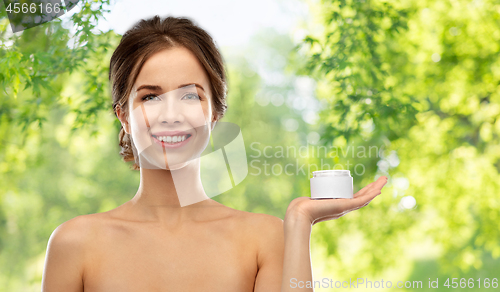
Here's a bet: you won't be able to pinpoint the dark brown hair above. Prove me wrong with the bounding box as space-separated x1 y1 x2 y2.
109 15 227 170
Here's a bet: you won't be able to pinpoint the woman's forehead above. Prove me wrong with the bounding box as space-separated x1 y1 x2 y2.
134 47 211 95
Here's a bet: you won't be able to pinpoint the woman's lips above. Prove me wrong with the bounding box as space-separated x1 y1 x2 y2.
151 134 192 148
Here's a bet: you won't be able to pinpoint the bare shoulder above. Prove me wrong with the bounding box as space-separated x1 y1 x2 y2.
42 214 101 291
222 206 284 248
46 213 111 265
45 213 106 263
48 214 95 250
246 212 284 248
50 213 107 244
242 211 284 233
215 203 283 233
232 210 285 289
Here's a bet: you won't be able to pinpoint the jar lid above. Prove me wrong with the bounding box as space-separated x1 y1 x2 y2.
312 170 351 177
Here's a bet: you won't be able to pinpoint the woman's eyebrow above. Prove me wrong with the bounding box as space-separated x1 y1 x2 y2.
178 83 206 92
136 84 162 92
136 83 205 92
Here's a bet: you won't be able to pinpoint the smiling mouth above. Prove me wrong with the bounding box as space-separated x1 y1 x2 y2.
152 134 192 144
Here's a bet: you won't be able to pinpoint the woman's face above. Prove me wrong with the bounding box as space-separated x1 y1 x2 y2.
123 46 215 170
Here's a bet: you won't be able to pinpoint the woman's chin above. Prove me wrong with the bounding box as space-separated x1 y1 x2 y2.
164 161 191 171
136 143 206 170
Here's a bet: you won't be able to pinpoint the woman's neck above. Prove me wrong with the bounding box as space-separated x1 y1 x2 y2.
128 158 213 225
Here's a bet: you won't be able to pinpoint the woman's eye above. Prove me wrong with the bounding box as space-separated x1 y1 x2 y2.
142 94 160 101
182 93 200 100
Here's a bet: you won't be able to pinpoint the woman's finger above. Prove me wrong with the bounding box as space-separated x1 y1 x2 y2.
353 176 388 199
349 176 387 206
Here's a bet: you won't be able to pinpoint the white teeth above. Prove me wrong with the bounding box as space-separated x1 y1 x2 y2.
155 135 188 144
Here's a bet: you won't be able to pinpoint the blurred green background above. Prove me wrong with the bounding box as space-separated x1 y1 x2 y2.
1 0 499 291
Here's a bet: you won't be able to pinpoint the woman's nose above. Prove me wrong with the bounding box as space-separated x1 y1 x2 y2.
157 98 184 124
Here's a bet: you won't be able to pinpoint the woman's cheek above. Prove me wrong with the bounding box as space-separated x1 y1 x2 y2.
129 106 154 154
187 105 210 128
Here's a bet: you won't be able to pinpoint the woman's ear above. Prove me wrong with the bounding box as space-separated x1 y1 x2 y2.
116 105 131 134
211 115 218 131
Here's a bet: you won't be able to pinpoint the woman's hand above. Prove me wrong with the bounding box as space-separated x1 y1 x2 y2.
280 176 388 291
285 176 388 226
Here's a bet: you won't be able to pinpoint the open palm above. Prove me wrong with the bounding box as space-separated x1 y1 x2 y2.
286 176 388 225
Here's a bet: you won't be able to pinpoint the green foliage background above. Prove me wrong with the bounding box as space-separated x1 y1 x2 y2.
0 0 499 291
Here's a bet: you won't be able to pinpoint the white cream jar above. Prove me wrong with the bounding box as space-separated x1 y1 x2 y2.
310 170 353 199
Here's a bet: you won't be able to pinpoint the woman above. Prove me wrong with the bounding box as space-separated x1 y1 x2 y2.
41 15 387 291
